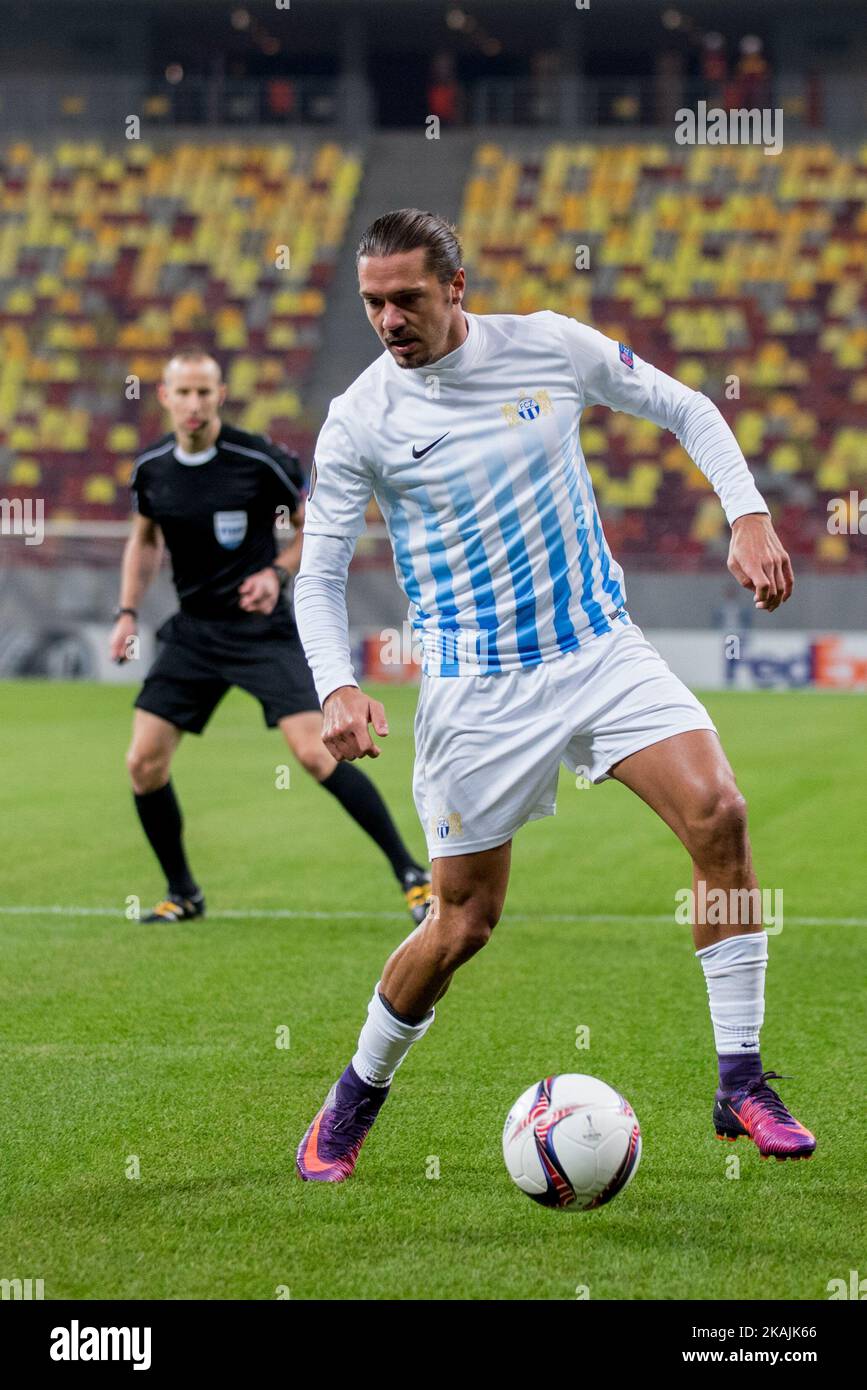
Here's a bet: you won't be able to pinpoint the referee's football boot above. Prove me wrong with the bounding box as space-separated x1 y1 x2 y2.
141 890 206 924
401 865 432 926
713 1070 816 1160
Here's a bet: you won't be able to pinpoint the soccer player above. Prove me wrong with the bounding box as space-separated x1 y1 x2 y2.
110 349 431 925
294 209 815 1184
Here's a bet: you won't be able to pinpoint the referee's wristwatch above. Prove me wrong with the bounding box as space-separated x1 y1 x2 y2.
270 563 290 590
113 606 138 621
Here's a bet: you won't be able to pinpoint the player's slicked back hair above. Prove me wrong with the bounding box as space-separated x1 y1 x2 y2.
356 209 463 283
162 348 223 382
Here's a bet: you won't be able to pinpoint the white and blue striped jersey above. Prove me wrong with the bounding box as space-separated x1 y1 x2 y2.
300 311 767 686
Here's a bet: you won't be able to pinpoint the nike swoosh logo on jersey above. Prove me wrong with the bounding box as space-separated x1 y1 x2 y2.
411 433 450 459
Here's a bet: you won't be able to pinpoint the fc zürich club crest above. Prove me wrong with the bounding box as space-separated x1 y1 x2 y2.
500 388 554 427
432 811 463 840
213 510 248 549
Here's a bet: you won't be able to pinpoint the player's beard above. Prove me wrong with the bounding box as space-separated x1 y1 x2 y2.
387 326 449 369
391 346 426 368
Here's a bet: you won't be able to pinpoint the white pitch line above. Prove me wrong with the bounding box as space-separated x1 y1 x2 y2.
0 905 864 927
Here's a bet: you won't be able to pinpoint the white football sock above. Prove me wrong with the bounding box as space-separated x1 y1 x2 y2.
696 931 768 1053
351 983 435 1087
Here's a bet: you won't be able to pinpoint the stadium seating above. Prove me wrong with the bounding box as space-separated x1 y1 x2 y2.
2 136 864 569
0 139 361 524
461 142 867 569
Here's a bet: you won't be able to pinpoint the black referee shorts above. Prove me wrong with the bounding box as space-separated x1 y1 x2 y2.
135 608 320 734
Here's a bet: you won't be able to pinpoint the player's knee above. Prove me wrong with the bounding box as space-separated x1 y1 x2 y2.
441 922 492 970
126 746 171 794
430 898 499 969
689 787 749 864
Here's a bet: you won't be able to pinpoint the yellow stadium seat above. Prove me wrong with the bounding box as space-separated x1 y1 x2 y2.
10 458 41 485
106 425 139 452
734 412 765 458
83 475 116 503
769 444 802 474
692 497 726 543
816 533 848 563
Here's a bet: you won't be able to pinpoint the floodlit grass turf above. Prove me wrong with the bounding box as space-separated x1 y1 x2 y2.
1 679 865 1300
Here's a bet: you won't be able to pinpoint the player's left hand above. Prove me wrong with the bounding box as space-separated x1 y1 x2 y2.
727 514 794 613
238 568 280 614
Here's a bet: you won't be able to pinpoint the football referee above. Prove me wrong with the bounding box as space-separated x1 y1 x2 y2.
110 349 431 924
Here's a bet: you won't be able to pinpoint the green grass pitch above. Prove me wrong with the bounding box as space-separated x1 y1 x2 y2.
1 679 864 1300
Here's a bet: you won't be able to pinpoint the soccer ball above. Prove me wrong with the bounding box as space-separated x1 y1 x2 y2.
502 1073 642 1211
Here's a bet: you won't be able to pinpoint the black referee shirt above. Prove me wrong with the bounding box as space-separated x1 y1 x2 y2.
130 424 304 620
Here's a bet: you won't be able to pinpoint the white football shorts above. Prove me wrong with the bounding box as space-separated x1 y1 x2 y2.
412 619 717 860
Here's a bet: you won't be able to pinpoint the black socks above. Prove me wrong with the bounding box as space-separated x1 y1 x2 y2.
133 781 198 899
319 761 421 882
134 768 418 900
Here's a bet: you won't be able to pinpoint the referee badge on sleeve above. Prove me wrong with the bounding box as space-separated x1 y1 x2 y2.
213 510 248 549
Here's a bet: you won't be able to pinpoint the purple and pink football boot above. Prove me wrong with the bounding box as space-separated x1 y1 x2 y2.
714 1070 816 1160
296 1065 389 1183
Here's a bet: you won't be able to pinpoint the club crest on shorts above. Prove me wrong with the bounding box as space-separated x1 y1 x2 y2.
432 811 463 840
500 388 554 427
213 510 247 549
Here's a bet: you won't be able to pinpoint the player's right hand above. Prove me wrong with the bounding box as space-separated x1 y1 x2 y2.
727 513 794 613
321 685 389 760
109 614 138 664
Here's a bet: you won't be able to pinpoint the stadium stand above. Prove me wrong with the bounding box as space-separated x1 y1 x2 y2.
461 142 867 569
1 136 864 570
0 139 361 522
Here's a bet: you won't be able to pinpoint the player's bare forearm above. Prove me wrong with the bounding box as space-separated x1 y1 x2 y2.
275 532 303 577
727 513 794 613
119 528 163 611
321 685 389 761
111 524 162 662
272 498 305 576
